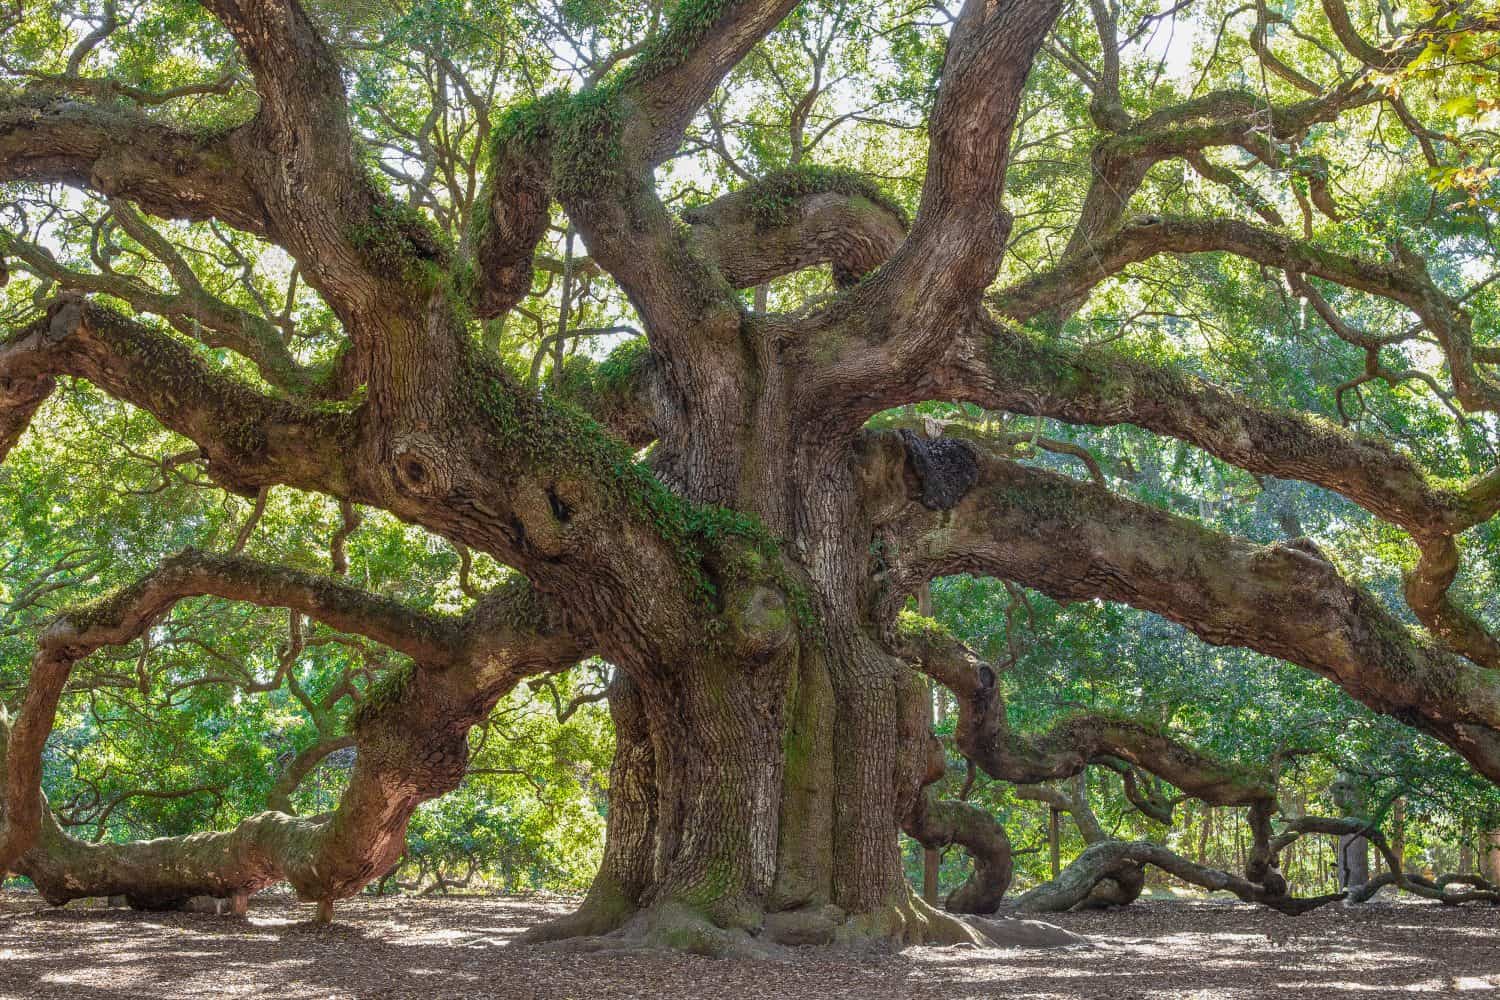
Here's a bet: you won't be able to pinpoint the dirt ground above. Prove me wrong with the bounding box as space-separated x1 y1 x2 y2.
2 889 1497 999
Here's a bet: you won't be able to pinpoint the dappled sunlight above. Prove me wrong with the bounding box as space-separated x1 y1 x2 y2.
6 893 1499 999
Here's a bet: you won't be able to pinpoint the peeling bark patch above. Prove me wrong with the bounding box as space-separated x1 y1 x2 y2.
899 430 979 510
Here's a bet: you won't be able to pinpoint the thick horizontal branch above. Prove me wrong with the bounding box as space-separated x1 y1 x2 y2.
875 438 1500 783
0 297 356 496
938 309 1500 667
992 215 1499 412
1 296 788 693
0 94 269 234
948 315 1496 540
681 169 907 290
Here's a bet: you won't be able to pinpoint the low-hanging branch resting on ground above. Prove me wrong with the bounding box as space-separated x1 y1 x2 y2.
1276 816 1500 907
0 548 589 912
890 598 1287 909
1016 813 1500 915
1010 839 1343 916
887 545 1290 913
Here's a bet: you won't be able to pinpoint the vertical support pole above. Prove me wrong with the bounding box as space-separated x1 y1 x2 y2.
1337 834 1369 889
1391 797 1406 876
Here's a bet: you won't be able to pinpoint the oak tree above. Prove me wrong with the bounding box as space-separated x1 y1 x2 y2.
3 0 1500 953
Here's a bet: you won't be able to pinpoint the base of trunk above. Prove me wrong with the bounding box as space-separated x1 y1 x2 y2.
517 890 1087 956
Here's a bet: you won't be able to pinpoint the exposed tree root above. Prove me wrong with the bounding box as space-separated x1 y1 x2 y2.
518 891 1085 957
834 892 987 949
514 877 638 944
530 903 789 959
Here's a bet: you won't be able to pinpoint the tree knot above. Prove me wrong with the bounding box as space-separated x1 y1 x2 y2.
390 439 453 498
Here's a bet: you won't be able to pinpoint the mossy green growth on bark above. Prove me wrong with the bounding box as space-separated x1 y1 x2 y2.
462 356 815 632
550 86 629 203
461 92 567 269
895 609 955 645
741 165 908 230
489 92 567 152
346 169 451 287
482 84 632 205
473 0 750 213
349 661 416 731
613 0 739 87
664 217 738 313
551 337 650 400
595 337 650 391
486 574 546 632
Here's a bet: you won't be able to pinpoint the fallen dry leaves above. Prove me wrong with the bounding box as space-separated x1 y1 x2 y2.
2 889 1497 998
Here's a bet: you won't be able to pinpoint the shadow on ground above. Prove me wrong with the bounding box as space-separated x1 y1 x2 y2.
2 890 1496 998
